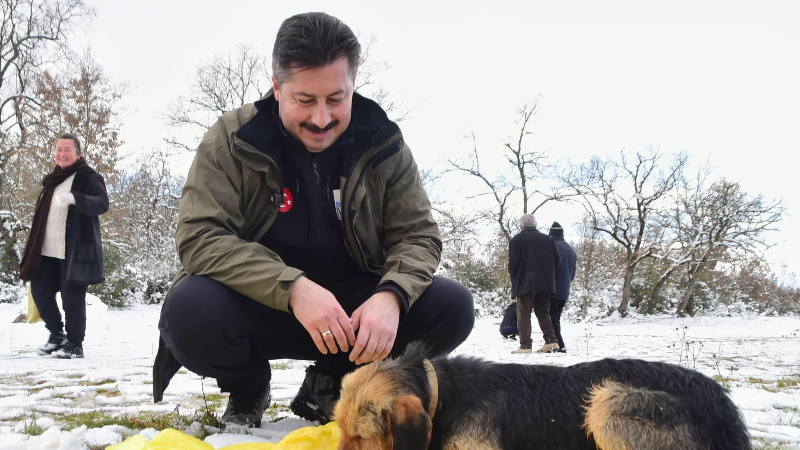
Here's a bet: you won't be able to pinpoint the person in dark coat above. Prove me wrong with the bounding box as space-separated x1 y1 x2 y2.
549 221 577 353
19 133 109 359
507 214 562 354
499 301 518 339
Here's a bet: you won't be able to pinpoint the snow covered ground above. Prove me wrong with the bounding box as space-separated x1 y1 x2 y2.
0 295 798 449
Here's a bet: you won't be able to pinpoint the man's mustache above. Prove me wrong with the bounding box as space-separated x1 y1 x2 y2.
301 120 339 133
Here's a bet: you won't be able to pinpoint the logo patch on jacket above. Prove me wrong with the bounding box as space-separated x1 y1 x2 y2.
279 188 294 213
333 189 342 221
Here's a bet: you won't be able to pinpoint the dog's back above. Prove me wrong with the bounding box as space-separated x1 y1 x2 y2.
432 356 750 450
334 346 751 450
573 359 750 450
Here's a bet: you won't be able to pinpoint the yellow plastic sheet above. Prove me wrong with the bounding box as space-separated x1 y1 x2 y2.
28 284 41 324
107 422 341 450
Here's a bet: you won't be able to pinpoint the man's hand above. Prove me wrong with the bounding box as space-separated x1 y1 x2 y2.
349 290 401 365
289 276 355 355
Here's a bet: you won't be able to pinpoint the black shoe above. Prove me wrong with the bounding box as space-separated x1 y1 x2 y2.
289 366 341 424
221 383 271 429
52 342 83 359
558 347 567 353
37 333 68 356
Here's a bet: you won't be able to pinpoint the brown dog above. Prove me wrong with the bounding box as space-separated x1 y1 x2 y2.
332 343 751 450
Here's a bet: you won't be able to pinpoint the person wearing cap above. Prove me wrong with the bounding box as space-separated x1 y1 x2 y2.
548 221 576 353
508 214 562 354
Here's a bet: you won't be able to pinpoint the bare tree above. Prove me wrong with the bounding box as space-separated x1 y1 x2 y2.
354 34 414 123
563 148 687 316
164 43 270 152
572 220 624 318
420 167 481 250
0 0 93 204
646 165 714 314
674 178 784 315
0 0 91 283
446 100 570 243
10 52 125 228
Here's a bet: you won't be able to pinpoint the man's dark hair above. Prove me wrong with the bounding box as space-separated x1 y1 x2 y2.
272 12 361 85
58 133 82 155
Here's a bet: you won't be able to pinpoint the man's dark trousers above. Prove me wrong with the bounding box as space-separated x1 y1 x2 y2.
517 292 557 348
159 274 474 395
549 298 566 350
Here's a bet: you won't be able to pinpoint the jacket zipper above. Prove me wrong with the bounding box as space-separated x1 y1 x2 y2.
342 136 403 271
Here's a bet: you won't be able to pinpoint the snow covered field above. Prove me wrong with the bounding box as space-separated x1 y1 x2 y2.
0 296 798 449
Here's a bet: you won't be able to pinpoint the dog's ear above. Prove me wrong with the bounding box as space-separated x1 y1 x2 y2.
388 394 432 450
400 340 438 361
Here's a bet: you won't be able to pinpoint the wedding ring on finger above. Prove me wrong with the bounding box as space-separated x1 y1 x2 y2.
321 330 332 338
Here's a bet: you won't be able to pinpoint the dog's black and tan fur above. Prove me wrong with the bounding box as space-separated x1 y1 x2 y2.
333 343 751 450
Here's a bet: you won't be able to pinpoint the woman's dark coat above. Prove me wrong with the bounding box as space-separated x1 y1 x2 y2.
64 166 108 285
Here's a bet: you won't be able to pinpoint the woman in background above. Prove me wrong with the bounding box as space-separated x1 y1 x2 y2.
19 133 108 359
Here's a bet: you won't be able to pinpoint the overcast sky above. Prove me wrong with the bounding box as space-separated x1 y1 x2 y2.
76 0 800 278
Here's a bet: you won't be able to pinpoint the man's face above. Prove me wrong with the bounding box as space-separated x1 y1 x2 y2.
273 57 354 153
54 139 79 168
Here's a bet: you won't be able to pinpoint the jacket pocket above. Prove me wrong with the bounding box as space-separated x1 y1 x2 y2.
76 238 96 263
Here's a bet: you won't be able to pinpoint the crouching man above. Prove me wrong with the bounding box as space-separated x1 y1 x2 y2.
152 12 475 429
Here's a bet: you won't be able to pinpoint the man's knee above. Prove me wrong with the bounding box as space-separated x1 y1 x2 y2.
427 276 475 348
159 275 251 364
431 276 474 327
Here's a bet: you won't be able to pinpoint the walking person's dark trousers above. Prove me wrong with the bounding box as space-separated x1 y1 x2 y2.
517 292 557 348
549 298 566 350
159 274 475 396
30 256 88 345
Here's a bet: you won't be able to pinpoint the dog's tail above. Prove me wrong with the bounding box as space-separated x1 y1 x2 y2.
583 379 751 450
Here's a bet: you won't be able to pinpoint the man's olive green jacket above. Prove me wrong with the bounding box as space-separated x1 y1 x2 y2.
173 92 442 312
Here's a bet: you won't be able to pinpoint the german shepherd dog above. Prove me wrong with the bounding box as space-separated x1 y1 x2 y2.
332 343 750 450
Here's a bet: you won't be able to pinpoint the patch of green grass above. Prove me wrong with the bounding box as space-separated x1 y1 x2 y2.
201 393 226 410
777 376 799 389
59 410 212 431
754 441 791 450
21 413 45 436
29 379 50 393
270 361 292 370
96 388 122 397
77 379 115 387
712 375 735 389
748 377 771 384
177 370 188 375
64 374 84 380
59 411 136 431
193 409 221 435
52 392 74 399
263 402 291 422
